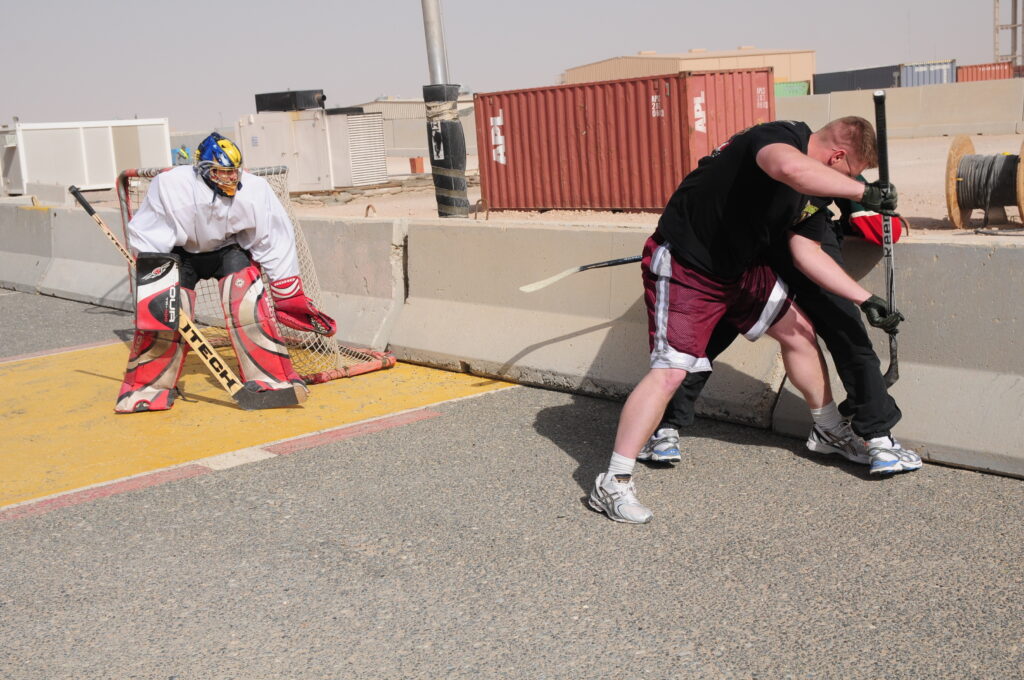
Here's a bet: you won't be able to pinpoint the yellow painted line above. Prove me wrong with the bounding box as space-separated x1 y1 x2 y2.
0 343 513 507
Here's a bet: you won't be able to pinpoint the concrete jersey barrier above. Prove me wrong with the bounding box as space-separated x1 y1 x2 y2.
2 203 1023 479
388 220 1024 479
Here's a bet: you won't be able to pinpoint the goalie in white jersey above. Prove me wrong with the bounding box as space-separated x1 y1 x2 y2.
116 132 336 413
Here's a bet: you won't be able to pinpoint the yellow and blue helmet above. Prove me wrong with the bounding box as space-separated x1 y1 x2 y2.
195 132 243 197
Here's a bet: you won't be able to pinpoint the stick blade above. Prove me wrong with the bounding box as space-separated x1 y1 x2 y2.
518 267 579 293
233 382 309 410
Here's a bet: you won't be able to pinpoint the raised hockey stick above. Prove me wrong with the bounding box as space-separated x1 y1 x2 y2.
518 255 642 293
872 90 899 386
68 186 307 410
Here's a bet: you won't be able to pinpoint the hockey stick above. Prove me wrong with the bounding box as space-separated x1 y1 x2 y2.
519 255 642 293
872 90 899 386
68 186 307 410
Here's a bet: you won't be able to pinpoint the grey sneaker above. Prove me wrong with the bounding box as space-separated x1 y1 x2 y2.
589 473 653 524
867 437 923 475
806 421 870 465
637 427 682 463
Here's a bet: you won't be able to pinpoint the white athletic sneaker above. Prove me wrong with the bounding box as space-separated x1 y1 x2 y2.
806 421 871 465
637 427 682 463
866 436 923 475
589 473 653 524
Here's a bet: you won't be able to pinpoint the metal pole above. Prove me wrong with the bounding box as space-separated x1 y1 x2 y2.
996 0 1001 62
421 0 449 85
420 0 469 218
1013 0 1020 65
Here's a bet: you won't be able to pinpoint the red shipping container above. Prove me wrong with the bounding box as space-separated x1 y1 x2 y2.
956 62 1014 82
474 69 775 211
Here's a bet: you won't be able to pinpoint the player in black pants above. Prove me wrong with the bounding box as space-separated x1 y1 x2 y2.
638 207 921 473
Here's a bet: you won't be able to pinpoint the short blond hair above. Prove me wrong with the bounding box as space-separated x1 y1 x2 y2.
817 116 878 169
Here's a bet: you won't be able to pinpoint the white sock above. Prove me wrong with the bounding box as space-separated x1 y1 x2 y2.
810 402 843 432
868 435 895 448
607 452 635 478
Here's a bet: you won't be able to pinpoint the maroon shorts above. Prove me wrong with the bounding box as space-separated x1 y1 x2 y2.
642 232 793 371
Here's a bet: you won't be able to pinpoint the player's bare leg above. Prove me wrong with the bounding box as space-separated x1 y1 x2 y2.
765 305 831 409
590 367 688 524
613 367 689 459
769 304 878 470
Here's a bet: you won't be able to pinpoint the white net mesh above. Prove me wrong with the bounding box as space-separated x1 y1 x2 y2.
116 165 394 383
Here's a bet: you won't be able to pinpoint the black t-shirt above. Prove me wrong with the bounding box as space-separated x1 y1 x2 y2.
656 120 830 280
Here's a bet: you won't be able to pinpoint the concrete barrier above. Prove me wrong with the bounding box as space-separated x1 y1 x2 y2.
24 183 72 206
3 204 1023 478
300 217 406 351
0 202 405 353
778 79 1024 137
0 202 133 308
389 219 1024 477
0 203 53 292
388 220 787 427
37 207 132 309
774 234 1024 477
776 94 831 131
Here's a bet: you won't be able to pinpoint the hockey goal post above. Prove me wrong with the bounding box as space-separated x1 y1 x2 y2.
116 165 395 384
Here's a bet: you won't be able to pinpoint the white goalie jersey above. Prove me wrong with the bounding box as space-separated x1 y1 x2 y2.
126 165 300 282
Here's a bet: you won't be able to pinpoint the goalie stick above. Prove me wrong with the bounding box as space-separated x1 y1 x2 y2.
519 255 642 293
872 90 900 386
68 186 307 410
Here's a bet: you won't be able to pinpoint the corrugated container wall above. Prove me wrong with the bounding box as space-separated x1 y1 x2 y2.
900 60 956 87
813 65 900 94
475 69 775 211
957 61 1014 82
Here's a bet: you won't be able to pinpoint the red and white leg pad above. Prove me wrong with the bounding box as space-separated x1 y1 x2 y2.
115 288 196 413
219 266 304 391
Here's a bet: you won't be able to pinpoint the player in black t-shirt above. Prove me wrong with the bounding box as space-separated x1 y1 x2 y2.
589 117 907 524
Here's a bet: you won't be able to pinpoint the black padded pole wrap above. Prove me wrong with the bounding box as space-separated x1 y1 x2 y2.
423 83 470 218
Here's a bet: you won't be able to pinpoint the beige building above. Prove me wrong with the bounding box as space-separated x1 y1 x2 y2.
562 47 816 86
350 96 477 158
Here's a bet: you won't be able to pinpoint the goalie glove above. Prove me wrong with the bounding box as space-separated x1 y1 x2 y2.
269 276 337 337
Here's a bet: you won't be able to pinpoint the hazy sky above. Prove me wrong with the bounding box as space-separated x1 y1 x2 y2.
1 0 1001 133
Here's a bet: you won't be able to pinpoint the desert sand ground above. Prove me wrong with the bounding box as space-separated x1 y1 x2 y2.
291 134 1024 237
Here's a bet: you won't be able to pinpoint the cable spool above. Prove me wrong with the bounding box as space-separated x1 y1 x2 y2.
945 135 1024 229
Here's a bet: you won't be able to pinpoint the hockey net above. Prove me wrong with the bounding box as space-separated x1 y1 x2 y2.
116 165 395 384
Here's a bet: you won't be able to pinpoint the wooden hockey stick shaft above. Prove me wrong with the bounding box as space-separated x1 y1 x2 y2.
872 90 899 387
519 255 642 293
68 186 305 410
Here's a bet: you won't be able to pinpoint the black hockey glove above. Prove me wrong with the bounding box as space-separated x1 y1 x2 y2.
859 294 904 333
860 181 898 215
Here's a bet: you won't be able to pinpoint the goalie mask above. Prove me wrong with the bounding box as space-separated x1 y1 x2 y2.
196 132 243 197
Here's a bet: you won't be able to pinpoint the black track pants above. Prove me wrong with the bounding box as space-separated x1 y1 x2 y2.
659 224 901 439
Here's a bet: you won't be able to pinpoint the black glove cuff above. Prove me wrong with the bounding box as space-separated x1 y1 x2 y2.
859 294 886 312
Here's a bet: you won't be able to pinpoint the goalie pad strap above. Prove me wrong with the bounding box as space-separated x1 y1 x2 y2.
136 252 182 331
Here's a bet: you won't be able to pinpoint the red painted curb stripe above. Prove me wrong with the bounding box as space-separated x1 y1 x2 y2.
0 464 210 522
266 409 443 456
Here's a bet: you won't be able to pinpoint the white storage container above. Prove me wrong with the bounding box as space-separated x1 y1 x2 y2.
327 112 387 188
237 110 387 193
1 119 170 195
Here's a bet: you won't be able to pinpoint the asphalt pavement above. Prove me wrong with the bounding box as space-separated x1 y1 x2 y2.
1 290 1022 679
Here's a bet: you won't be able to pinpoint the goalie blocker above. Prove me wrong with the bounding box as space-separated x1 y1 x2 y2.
135 252 182 331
